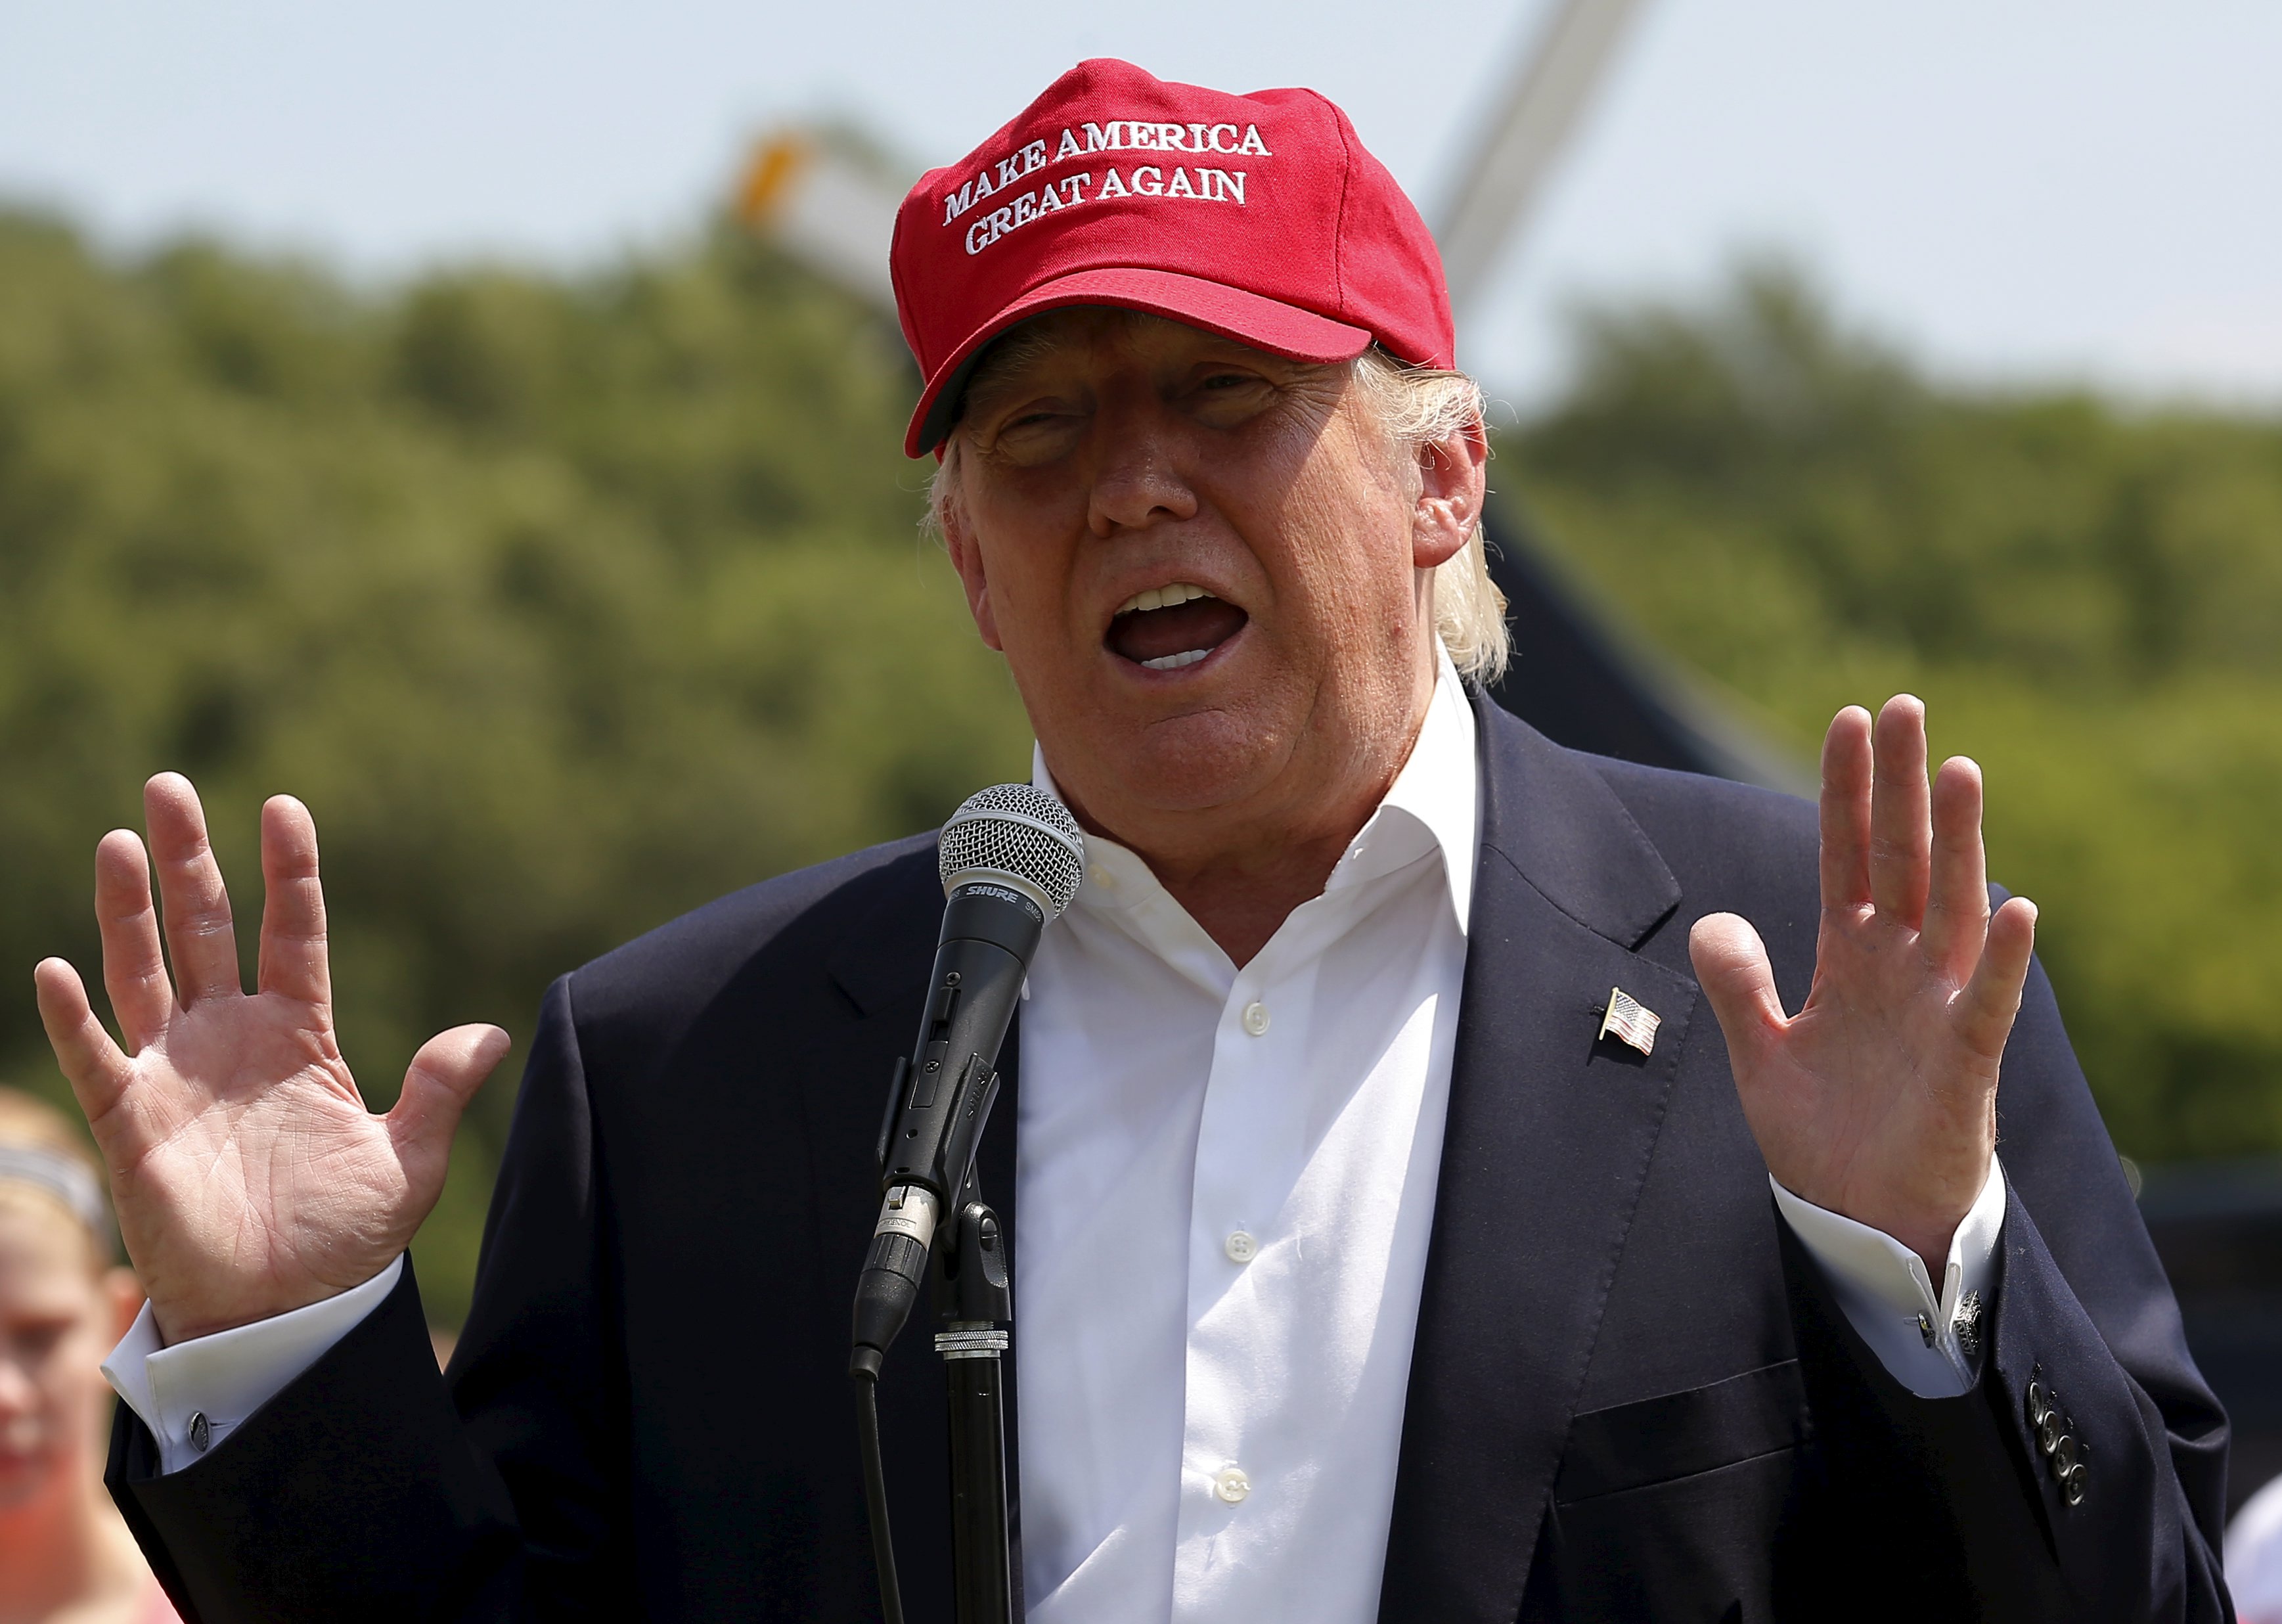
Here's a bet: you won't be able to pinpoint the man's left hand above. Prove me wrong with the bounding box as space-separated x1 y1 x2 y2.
1689 694 2039 1274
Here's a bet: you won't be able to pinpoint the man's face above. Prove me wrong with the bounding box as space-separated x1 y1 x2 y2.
941 309 1475 855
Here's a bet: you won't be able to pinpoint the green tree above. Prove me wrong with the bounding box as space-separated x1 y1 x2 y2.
0 212 1032 1323
1508 261 2282 1159
7 220 2280 1326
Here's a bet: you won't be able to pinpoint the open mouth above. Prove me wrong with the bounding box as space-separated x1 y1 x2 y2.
1104 581 1249 671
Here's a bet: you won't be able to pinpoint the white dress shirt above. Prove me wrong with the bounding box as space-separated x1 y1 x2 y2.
106 652 2003 1613
105 1254 403 1474
1014 657 1478 1622
1774 1159 2004 1397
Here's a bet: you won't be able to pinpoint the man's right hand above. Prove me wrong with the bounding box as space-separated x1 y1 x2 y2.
32 774 510 1346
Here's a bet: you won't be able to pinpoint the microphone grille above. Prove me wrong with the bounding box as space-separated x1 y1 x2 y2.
938 784 1086 918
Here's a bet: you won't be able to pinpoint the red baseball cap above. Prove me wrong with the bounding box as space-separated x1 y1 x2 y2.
891 58 1454 457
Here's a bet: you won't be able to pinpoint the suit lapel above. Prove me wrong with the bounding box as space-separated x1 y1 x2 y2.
822 859 1028 1621
1377 696 1701 1622
819 855 1024 1234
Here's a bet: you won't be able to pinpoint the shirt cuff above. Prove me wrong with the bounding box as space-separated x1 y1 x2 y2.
1770 1160 2005 1399
102 1255 405 1474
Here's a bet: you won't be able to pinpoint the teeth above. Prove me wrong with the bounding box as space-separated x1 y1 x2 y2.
1115 582 1213 617
1140 648 1211 671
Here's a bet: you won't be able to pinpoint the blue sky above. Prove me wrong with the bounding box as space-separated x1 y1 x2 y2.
3 0 2277 409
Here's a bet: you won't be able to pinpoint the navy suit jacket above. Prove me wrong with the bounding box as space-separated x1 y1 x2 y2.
108 696 2232 1621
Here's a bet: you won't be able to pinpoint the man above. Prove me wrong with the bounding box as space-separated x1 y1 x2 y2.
32 58 2228 1621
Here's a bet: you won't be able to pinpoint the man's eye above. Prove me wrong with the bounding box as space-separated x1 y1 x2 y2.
9 1322 70 1361
991 400 1079 438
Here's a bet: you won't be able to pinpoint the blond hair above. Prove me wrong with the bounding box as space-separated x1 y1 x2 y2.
1347 346 1509 685
0 1087 114 1269
925 333 1510 684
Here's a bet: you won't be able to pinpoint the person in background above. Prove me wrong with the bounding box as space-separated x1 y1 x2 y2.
2229 1474 2282 1623
0 1087 177 1624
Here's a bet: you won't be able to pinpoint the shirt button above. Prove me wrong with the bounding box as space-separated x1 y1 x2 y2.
1214 1466 1251 1504
188 1411 211 1453
1241 1001 1270 1037
1224 1230 1258 1264
1086 864 1112 888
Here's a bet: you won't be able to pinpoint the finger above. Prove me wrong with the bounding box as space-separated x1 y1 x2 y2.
94 828 175 1050
1868 694 1931 926
1921 756 1990 976
1958 897 2038 1062
1818 706 1875 913
386 1025 512 1195
144 773 243 1006
34 958 135 1126
257 796 331 1008
1689 913 1789 1073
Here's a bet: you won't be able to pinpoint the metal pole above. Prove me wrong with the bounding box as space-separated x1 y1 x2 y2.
936 1203 1014 1624
1435 0 1652 316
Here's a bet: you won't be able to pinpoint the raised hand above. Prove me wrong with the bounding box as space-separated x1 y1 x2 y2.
1689 696 2038 1273
32 775 510 1345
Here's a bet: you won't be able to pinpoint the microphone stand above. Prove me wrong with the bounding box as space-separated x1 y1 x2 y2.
931 1183 1015 1624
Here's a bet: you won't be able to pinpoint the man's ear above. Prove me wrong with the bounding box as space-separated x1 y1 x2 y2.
937 464 1004 653
106 1267 143 1341
1412 417 1488 570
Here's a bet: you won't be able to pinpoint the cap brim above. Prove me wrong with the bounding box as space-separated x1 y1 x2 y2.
905 266 1374 458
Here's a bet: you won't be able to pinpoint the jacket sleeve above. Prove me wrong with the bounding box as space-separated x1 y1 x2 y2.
1780 957 2231 1622
107 976 629 1622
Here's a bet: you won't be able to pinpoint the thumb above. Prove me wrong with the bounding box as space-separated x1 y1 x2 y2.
387 1024 512 1192
1689 913 1787 1070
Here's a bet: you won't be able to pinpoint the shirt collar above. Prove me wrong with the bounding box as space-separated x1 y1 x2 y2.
1365 647 1479 933
1031 649 1479 939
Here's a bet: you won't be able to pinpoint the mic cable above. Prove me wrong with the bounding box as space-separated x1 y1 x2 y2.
849 784 1085 1620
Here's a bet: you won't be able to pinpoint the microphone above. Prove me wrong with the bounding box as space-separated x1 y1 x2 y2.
849 784 1085 1380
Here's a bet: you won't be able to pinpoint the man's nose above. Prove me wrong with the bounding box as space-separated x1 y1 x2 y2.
0 1353 35 1416
1086 405 1200 537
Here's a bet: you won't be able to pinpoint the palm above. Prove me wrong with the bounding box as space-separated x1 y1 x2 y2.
1690 698 2038 1271
34 777 508 1343
116 1001 403 1317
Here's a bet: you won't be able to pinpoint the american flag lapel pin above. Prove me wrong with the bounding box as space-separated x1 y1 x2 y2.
1599 987 1661 1057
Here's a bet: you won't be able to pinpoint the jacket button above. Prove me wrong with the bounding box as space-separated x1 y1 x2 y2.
2063 1464 2089 1506
2051 1435 2077 1475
